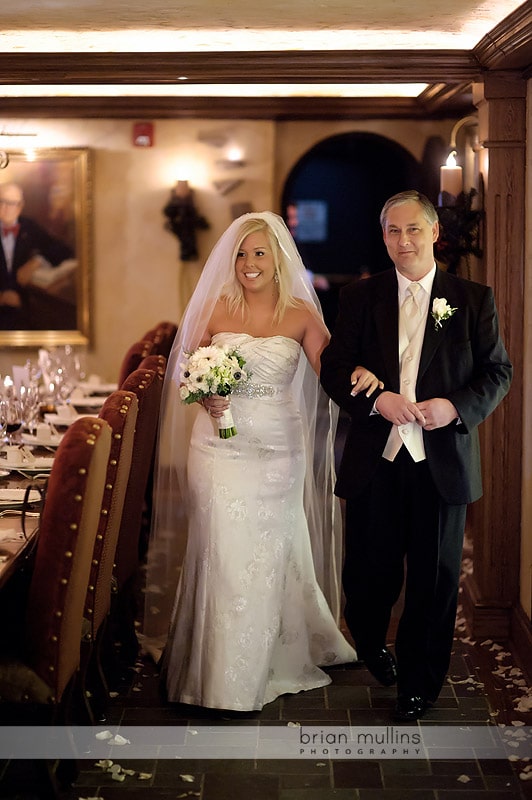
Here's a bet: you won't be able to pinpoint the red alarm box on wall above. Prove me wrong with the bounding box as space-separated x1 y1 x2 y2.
132 122 154 147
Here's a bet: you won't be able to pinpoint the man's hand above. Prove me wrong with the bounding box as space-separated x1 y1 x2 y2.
375 390 426 426
416 398 459 430
350 366 384 398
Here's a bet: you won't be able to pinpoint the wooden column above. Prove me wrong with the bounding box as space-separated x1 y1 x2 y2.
463 74 526 639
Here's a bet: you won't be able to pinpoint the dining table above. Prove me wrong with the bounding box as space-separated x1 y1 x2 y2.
0 380 115 592
0 514 39 591
0 451 51 591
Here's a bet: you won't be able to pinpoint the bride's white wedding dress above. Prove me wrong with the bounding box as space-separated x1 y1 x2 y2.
163 332 356 711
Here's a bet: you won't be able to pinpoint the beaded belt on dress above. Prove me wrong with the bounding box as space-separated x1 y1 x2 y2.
233 382 287 398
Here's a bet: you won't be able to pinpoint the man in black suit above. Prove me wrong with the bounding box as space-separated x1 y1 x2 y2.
0 182 73 329
320 190 512 721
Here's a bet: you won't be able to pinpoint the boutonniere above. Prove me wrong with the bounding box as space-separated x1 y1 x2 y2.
431 297 458 330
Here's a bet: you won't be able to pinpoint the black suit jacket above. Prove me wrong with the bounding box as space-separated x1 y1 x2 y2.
0 215 73 293
320 267 512 505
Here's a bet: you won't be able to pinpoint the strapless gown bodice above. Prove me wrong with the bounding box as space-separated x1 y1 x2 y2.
213 331 301 392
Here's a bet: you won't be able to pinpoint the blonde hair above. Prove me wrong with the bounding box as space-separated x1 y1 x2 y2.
221 217 299 324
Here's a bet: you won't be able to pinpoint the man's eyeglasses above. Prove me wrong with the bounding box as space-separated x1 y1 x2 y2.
0 199 21 207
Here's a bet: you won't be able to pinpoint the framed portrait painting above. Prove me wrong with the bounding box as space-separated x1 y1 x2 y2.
0 147 92 346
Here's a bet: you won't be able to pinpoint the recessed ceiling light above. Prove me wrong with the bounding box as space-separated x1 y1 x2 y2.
0 83 428 99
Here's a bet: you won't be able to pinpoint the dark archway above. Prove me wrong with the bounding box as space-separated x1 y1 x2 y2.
282 131 427 278
281 131 427 327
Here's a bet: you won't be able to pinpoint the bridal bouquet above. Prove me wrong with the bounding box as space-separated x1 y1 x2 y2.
179 345 248 438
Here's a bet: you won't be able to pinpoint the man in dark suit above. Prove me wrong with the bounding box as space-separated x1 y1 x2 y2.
0 182 73 329
320 190 512 721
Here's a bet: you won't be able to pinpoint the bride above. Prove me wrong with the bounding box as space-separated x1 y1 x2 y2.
143 211 381 711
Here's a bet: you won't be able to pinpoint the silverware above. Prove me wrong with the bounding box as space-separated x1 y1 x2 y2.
14 471 50 480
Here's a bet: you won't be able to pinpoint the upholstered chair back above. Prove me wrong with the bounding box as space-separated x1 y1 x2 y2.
141 321 177 359
135 354 167 559
22 417 111 704
117 339 155 388
114 366 164 589
138 353 167 378
85 390 139 639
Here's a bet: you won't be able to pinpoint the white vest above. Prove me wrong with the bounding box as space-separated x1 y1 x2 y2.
382 307 426 462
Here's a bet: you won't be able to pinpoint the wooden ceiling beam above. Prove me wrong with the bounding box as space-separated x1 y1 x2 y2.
0 50 482 85
0 94 476 120
417 82 475 113
473 3 532 71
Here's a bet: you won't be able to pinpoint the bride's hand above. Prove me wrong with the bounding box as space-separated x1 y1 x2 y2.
203 394 230 418
350 366 384 397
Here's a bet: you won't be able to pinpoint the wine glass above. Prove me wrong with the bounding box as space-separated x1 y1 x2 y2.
20 383 41 436
0 400 7 446
3 396 23 446
46 345 82 407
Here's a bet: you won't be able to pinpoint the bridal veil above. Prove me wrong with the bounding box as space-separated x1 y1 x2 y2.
141 211 343 654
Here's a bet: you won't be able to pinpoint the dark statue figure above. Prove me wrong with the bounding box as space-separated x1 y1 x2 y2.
163 180 209 261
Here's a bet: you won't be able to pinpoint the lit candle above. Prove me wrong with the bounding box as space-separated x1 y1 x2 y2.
439 150 462 204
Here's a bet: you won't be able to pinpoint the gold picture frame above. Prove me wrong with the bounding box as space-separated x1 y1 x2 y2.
0 147 92 346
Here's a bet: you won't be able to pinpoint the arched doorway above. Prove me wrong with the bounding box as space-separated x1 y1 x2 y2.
281 131 426 327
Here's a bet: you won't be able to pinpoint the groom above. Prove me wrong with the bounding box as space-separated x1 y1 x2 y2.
320 190 512 721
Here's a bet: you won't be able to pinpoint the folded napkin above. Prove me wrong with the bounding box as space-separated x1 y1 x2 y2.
17 458 54 470
0 489 41 503
1 445 36 465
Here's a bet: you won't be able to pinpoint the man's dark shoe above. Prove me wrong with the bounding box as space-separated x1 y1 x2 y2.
363 648 397 686
394 694 431 722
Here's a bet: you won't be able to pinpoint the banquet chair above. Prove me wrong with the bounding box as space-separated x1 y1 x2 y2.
141 320 177 359
138 352 167 378
117 338 155 388
79 390 138 719
107 366 164 673
137 353 167 553
0 417 111 797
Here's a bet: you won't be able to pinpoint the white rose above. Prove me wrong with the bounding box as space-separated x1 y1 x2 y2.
432 298 449 317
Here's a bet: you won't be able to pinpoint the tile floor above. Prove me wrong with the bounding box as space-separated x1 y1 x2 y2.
63 597 532 800
2 597 531 799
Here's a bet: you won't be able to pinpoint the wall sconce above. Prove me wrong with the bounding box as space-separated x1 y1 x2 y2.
213 147 246 194
0 127 37 169
216 147 246 170
163 180 209 261
439 115 478 207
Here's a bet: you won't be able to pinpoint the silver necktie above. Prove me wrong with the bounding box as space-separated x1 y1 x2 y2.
401 282 421 340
